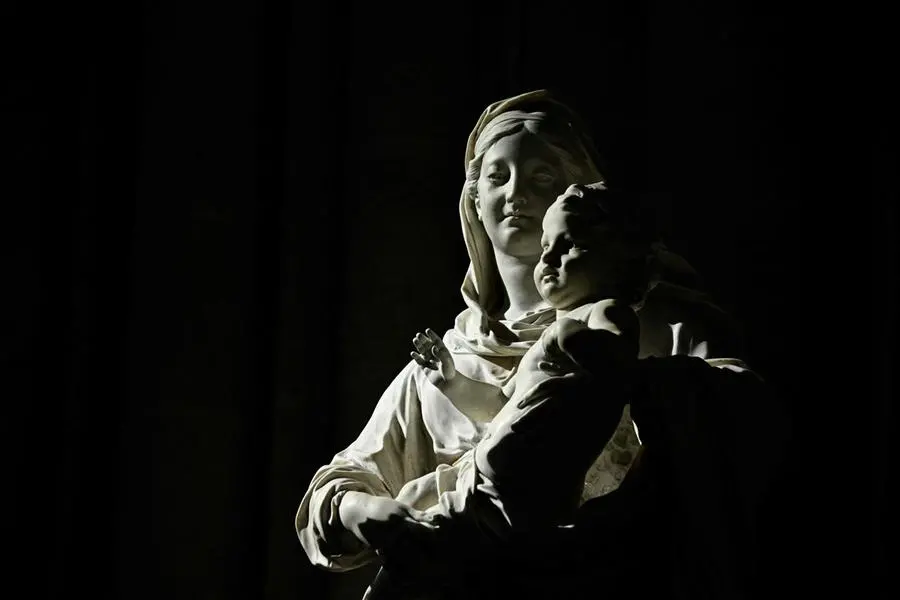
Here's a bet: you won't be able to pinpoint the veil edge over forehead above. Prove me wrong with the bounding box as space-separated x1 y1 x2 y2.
463 90 605 177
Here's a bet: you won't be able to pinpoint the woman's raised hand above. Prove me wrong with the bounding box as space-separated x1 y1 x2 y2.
411 328 457 382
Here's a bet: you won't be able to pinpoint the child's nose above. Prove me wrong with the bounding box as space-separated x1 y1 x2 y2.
541 248 561 267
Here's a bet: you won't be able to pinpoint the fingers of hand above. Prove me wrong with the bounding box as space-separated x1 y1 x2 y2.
412 333 440 369
517 373 583 408
410 351 432 369
425 328 443 346
517 389 543 409
412 332 431 354
404 513 436 530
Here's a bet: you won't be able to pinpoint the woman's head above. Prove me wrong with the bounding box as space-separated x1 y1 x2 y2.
465 110 599 260
460 90 607 321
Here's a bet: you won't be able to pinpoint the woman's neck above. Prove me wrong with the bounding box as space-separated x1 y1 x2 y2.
493 250 548 320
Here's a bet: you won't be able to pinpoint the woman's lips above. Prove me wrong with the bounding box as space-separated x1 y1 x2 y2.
504 213 531 221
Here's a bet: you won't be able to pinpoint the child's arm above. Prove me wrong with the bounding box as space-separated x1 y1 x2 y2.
513 302 639 410
557 299 640 374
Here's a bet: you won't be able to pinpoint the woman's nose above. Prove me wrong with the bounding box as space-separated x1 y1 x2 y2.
504 173 528 206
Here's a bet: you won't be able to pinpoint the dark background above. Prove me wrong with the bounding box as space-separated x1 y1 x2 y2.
4 1 892 599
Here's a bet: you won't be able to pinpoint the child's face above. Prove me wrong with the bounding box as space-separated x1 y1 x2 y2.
534 204 633 311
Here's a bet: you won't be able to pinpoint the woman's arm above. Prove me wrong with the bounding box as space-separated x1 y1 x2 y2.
295 361 439 571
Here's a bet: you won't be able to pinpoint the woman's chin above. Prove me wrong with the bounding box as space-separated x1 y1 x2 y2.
493 229 541 257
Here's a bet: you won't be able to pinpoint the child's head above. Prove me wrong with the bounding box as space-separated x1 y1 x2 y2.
534 183 650 311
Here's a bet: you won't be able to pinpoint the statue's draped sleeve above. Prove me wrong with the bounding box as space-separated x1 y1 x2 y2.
294 361 439 571
295 358 485 571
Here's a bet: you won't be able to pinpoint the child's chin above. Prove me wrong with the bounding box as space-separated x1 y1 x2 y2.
543 282 587 309
539 281 563 299
546 294 582 311
540 288 564 307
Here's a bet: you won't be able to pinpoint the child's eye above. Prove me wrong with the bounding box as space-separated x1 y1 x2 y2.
570 239 590 252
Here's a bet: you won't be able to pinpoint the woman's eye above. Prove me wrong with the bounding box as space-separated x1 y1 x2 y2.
486 172 506 184
532 172 555 185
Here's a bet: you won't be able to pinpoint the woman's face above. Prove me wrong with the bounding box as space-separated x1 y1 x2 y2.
475 130 569 258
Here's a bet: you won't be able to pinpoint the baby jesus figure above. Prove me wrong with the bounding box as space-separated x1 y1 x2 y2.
409 183 645 535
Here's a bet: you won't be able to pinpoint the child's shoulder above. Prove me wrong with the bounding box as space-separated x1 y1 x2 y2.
551 299 627 329
563 301 598 323
585 299 639 335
